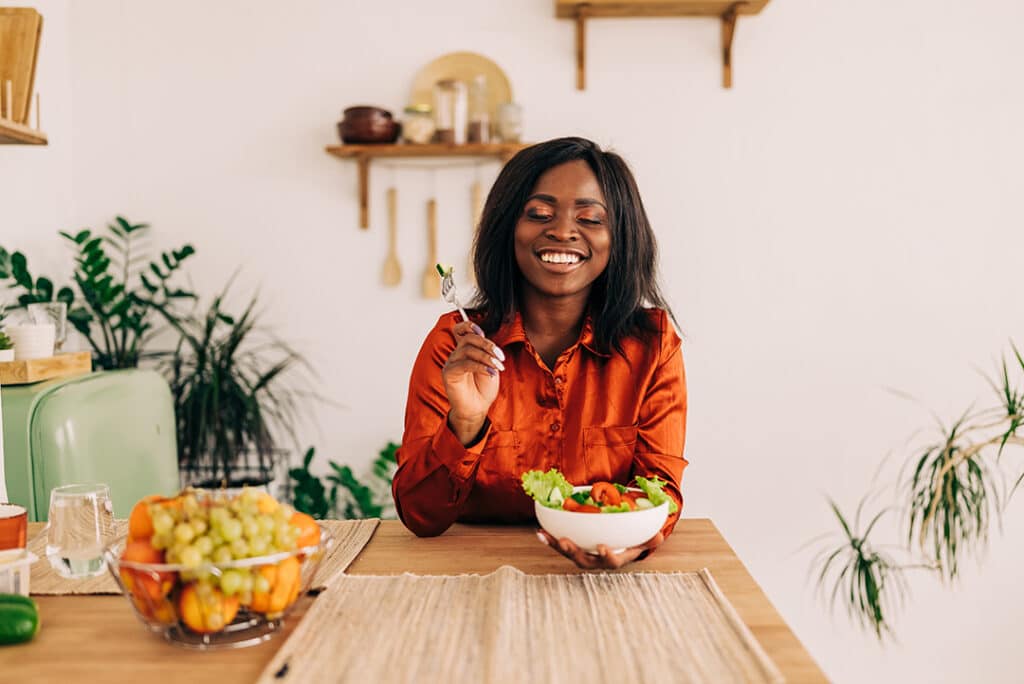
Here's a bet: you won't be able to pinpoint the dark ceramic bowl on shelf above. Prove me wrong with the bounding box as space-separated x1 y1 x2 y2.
337 106 401 144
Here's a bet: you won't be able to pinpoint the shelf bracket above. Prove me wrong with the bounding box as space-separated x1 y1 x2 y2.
575 3 590 90
721 2 746 89
357 154 370 229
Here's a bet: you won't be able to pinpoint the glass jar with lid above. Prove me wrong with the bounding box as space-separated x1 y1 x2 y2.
402 104 435 145
433 79 468 145
496 103 522 143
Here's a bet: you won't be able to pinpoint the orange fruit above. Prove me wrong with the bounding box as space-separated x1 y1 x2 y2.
249 564 278 613
269 556 302 614
120 539 174 601
250 557 303 617
178 583 240 634
127 494 166 541
257 493 280 515
290 511 320 549
131 592 176 623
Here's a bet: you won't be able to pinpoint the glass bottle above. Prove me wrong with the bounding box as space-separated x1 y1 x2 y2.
467 75 490 144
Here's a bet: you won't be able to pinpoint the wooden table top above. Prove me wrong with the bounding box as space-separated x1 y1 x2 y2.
1 519 826 683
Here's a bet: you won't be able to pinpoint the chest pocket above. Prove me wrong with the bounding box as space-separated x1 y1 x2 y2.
583 425 638 484
478 429 522 491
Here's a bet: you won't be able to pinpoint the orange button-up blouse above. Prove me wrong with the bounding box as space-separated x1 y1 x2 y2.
393 308 688 538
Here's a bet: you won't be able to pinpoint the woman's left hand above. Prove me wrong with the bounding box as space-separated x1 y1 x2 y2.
536 529 664 570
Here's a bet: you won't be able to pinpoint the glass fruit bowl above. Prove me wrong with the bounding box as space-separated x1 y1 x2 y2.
104 523 334 650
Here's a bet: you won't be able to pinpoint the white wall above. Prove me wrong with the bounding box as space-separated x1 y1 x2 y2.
3 0 1024 680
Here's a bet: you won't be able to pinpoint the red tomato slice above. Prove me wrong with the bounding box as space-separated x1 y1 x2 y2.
561 497 601 513
590 482 622 506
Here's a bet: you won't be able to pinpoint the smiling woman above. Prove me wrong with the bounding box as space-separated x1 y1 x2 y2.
392 137 688 570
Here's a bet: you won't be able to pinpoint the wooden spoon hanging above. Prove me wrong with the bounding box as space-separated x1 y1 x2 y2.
421 198 441 299
381 187 401 287
467 180 483 287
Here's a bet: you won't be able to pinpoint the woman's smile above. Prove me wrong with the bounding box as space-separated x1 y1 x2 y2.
535 247 589 272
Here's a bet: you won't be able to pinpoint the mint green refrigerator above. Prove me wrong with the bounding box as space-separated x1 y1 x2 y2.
0 369 180 521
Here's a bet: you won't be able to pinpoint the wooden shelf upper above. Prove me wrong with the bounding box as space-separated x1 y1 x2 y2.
555 0 772 89
325 142 530 229
555 0 769 17
0 117 46 145
325 142 528 161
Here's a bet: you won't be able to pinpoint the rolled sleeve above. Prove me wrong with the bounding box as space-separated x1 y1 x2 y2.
393 314 492 536
632 312 688 539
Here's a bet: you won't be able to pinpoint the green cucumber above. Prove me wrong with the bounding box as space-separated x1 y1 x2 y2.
0 593 37 610
0 594 39 645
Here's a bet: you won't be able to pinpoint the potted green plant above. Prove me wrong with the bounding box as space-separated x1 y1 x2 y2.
0 216 195 369
152 288 309 489
0 305 14 362
289 442 398 520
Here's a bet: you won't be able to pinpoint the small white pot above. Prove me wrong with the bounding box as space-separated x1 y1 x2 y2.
6 324 55 360
0 349 13 362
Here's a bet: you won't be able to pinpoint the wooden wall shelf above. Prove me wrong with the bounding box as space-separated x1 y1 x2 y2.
325 143 529 228
0 352 90 385
0 117 46 145
555 0 772 89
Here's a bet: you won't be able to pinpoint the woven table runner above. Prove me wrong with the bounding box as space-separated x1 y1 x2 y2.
25 518 380 595
257 566 784 684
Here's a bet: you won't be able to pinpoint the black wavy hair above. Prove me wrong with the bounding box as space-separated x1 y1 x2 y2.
470 136 675 356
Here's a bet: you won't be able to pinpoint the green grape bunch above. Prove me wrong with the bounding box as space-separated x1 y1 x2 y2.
147 488 302 602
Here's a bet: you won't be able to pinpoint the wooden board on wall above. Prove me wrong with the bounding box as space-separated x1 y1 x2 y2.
0 7 43 124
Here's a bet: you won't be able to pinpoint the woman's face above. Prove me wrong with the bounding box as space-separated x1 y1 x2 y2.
514 160 612 302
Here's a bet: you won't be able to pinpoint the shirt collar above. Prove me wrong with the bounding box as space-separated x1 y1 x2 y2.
490 310 610 358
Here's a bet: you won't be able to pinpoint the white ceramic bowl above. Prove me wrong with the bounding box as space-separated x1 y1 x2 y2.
535 486 669 553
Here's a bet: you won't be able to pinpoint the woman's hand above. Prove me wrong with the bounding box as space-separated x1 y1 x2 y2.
537 529 664 570
443 321 505 445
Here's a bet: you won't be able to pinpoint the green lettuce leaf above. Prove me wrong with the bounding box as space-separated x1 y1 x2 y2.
521 469 574 509
600 502 633 513
633 476 678 514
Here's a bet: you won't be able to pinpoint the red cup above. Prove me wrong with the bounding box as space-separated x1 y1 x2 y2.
0 504 28 553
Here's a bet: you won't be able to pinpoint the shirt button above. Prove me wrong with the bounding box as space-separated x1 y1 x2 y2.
554 376 564 386
550 422 561 432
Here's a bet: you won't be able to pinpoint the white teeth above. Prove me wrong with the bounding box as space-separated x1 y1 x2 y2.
539 252 581 264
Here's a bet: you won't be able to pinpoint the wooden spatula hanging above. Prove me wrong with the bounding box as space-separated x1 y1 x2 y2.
422 198 441 299
381 187 401 287
467 179 483 287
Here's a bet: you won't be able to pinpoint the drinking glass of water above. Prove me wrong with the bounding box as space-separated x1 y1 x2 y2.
46 483 116 579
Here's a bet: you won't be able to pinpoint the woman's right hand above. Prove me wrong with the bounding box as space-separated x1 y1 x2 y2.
443 321 505 445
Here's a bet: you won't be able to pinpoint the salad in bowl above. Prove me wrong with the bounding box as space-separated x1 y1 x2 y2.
522 469 677 553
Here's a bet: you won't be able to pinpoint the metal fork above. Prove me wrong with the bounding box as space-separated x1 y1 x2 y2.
436 264 469 322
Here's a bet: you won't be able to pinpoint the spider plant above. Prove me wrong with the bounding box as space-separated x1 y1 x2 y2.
813 341 1024 640
904 411 1001 580
151 288 308 488
813 499 911 640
